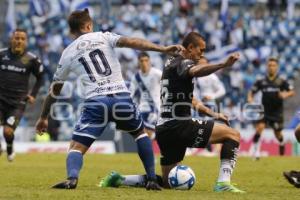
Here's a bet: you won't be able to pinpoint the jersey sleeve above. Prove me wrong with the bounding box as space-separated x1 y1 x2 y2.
177 59 194 79
102 32 122 48
30 57 44 97
31 57 44 76
53 51 71 82
282 79 294 91
251 79 262 94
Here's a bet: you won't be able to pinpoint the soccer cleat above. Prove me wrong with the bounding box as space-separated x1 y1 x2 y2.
98 171 124 188
52 177 78 189
283 171 300 188
214 182 245 193
7 152 15 162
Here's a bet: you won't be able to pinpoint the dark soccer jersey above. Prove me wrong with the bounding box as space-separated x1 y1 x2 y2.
251 75 293 120
0 48 43 107
160 55 195 119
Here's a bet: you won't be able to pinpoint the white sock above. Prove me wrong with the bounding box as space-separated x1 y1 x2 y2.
253 141 261 158
217 160 233 183
121 175 146 187
279 140 285 146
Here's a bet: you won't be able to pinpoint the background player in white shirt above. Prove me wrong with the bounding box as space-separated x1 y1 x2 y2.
129 52 162 139
194 57 226 105
35 9 183 190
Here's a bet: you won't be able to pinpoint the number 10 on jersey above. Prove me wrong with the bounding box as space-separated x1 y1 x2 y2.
78 49 112 82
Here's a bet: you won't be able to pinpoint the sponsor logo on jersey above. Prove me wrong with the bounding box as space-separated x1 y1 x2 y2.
262 87 280 92
1 64 26 73
77 40 104 50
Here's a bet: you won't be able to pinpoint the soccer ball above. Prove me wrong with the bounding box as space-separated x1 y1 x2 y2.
168 165 196 190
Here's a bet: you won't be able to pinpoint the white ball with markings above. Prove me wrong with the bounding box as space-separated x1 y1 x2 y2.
168 165 196 190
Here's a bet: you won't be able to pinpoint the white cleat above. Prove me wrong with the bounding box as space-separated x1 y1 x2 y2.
7 152 16 162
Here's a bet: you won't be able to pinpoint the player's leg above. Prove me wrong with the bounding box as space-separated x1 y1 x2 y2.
144 128 156 140
112 94 160 190
271 121 285 155
160 163 178 188
251 121 265 159
52 97 107 189
132 130 161 190
3 125 15 161
99 171 163 188
141 112 157 140
274 129 285 155
2 105 26 161
156 121 187 188
208 123 245 193
52 140 91 189
99 134 160 189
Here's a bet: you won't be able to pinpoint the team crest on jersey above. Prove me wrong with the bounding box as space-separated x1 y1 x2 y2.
21 55 30 65
77 40 91 50
2 55 10 60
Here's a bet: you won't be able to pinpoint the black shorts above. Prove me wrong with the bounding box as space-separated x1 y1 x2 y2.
255 115 284 132
156 119 214 166
0 99 26 129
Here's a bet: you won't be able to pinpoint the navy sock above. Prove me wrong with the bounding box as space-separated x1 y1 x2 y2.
135 134 156 179
66 151 83 179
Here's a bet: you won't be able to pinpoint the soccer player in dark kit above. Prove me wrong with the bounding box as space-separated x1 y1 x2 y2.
248 57 295 159
0 29 44 161
101 32 245 193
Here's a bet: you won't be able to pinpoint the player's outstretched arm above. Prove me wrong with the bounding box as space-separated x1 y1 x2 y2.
189 53 240 77
35 82 64 135
116 37 184 55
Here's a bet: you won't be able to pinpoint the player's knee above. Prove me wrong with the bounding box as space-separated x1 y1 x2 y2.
69 140 89 155
256 126 264 134
3 126 14 137
227 128 240 143
131 128 146 139
274 131 282 140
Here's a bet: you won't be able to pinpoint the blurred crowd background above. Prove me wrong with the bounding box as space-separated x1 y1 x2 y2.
1 0 300 141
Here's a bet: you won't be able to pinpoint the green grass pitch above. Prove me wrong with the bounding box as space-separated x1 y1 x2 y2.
0 153 299 200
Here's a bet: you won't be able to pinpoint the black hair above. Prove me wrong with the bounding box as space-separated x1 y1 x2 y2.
138 51 149 59
68 8 92 34
182 32 204 48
